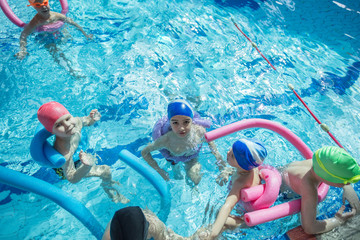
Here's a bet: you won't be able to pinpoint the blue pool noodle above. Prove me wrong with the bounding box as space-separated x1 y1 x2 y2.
0 166 104 240
118 150 171 221
30 124 65 168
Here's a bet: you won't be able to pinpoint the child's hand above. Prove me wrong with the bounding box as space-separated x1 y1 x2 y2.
15 50 28 60
335 205 356 224
342 185 360 214
216 167 232 186
89 109 101 122
86 34 93 40
79 150 96 166
157 167 170 181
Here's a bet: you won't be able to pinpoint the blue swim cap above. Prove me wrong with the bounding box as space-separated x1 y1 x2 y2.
167 99 194 120
232 139 267 170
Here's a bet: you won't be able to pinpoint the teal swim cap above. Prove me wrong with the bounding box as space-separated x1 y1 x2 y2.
312 146 360 184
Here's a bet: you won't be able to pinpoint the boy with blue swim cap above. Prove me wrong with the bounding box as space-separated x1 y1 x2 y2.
142 99 229 186
232 139 267 171
210 139 268 238
283 146 360 235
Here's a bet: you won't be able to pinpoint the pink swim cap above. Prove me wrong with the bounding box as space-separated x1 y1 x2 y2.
37 101 70 132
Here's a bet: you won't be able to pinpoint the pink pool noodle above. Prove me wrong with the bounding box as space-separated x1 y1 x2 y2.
204 119 313 159
241 166 282 211
241 184 265 202
244 182 329 226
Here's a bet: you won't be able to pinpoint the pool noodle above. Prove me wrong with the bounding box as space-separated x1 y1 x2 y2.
0 166 104 240
0 0 25 27
204 118 329 226
244 182 329 226
241 184 265 202
204 118 313 159
245 167 282 210
30 124 66 168
118 150 171 221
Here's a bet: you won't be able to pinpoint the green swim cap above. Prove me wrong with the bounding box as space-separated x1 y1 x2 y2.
312 146 360 184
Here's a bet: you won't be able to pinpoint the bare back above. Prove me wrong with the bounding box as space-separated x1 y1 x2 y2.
283 159 316 195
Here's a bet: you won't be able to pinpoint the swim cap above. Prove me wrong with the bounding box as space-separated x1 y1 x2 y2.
110 206 149 240
167 99 194 120
37 101 70 133
312 146 360 184
232 139 267 171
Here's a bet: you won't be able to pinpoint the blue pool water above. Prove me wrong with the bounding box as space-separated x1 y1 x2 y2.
1 0 360 239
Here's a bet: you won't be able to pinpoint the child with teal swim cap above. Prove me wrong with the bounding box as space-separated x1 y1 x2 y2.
210 139 268 239
141 99 230 186
283 146 360 235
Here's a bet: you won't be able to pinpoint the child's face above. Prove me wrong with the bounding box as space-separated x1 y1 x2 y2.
170 115 192 137
52 114 79 137
32 0 50 17
227 148 249 173
227 148 239 168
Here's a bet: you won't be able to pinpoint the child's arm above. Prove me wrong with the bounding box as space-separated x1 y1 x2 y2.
342 184 360 213
54 13 93 40
82 109 101 127
15 20 37 60
210 179 243 239
208 141 226 170
141 138 170 181
208 141 232 186
300 183 354 234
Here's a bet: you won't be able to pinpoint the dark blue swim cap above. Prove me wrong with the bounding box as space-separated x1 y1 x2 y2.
167 99 194 120
232 139 267 170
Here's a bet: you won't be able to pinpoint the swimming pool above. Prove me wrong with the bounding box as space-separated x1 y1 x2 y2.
0 0 360 239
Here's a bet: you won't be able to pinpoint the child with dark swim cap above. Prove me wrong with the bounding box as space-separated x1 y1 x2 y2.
210 139 267 239
141 99 229 185
15 0 92 60
102 206 213 240
283 146 360 235
37 101 129 204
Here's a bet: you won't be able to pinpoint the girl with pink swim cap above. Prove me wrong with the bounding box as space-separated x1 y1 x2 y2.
37 101 129 204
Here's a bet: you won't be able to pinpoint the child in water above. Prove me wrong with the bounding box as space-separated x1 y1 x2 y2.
37 101 129 204
283 146 360 234
210 139 267 239
141 99 230 185
102 206 213 240
15 0 92 60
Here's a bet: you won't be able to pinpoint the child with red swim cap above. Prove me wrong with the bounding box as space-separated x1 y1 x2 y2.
15 0 92 60
37 101 129 204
